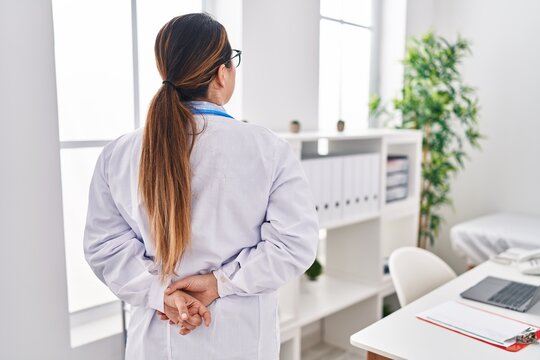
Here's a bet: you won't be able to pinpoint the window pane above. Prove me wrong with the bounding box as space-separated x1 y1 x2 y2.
52 0 135 141
342 0 372 26
60 147 117 312
341 25 371 131
137 0 202 125
319 19 342 131
321 0 372 27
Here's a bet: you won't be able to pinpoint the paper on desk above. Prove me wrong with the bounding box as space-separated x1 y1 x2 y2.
417 301 537 347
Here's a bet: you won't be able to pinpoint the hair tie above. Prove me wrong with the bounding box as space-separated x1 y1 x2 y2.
162 80 176 88
162 80 185 96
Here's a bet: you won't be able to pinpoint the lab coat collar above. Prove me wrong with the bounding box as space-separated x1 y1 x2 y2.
185 100 227 114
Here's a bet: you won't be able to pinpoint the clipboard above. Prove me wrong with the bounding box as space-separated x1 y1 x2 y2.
417 301 540 352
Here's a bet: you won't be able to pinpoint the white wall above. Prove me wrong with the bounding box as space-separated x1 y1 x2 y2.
406 0 540 273
242 0 320 131
405 0 435 37
0 1 123 358
0 1 71 358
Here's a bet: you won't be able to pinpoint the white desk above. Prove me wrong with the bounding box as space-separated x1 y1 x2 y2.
350 261 540 360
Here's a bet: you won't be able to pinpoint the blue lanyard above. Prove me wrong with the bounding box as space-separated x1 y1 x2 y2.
191 109 234 119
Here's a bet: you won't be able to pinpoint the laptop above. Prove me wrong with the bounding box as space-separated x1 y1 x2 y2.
460 276 540 312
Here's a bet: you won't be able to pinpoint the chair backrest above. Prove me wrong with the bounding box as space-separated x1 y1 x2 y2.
389 247 457 306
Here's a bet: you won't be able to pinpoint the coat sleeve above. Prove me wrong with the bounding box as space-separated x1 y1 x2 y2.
83 144 170 312
212 137 319 297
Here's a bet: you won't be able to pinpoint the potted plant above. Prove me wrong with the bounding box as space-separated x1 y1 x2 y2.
370 32 483 248
305 258 323 281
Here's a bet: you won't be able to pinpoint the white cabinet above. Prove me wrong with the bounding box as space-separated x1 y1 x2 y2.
276 129 422 360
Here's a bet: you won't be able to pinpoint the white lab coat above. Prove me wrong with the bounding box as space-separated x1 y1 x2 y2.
83 102 319 360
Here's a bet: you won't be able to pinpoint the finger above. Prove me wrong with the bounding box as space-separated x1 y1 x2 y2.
165 278 192 294
179 327 191 336
174 296 189 322
178 321 196 331
203 310 212 327
156 310 167 320
160 314 169 320
184 314 202 327
195 302 211 326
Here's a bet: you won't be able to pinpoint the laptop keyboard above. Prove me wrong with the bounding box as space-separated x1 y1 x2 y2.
488 282 537 308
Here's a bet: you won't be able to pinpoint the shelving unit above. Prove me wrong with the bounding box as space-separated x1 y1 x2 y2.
276 129 422 360
323 211 381 231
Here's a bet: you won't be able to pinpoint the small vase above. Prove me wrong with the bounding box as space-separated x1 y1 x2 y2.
337 119 345 132
289 120 301 133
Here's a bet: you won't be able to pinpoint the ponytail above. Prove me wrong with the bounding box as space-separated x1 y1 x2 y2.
139 85 197 282
139 13 232 282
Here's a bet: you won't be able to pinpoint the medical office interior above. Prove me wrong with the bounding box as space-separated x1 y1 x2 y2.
2 0 540 359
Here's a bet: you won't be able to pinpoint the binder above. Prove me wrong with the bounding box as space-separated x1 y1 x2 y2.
350 154 361 216
349 155 359 216
341 156 354 218
301 159 319 216
358 154 369 215
370 153 381 212
330 157 343 221
320 157 332 225
307 153 380 221
364 154 373 212
311 159 324 224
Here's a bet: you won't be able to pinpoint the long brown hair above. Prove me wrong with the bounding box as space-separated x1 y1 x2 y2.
139 13 232 282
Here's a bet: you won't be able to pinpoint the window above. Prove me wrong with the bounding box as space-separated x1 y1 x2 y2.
52 0 202 347
319 0 374 131
136 0 203 124
53 0 136 317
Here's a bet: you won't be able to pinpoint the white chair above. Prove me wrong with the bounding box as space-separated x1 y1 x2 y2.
389 247 457 306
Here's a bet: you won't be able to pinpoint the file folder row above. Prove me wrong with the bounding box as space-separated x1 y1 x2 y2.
386 172 408 188
386 155 409 203
387 155 409 173
386 186 408 203
302 153 381 226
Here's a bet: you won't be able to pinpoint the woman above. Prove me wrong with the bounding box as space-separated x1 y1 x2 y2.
84 13 318 359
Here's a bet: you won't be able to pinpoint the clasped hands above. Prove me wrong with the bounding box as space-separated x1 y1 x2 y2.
157 273 219 336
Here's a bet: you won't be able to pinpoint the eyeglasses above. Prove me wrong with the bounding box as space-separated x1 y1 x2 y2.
228 49 242 68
